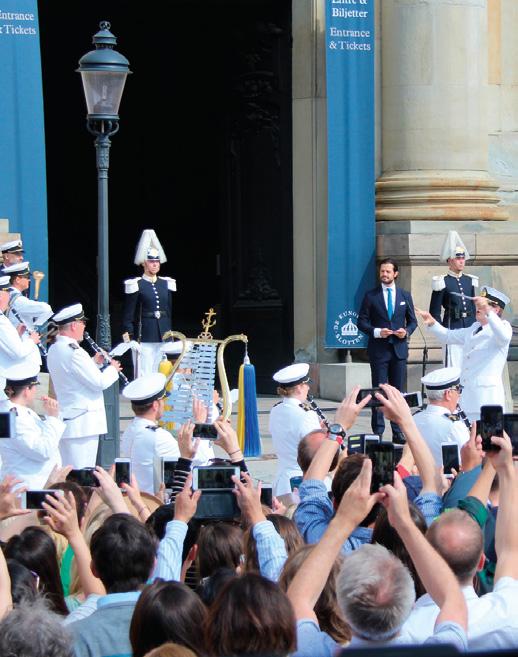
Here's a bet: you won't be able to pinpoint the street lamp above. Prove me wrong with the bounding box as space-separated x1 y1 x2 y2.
77 21 131 465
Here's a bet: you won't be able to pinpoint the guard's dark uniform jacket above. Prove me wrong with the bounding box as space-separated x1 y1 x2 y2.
122 275 176 342
429 272 478 329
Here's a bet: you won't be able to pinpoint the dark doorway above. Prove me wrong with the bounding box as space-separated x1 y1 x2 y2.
38 0 293 392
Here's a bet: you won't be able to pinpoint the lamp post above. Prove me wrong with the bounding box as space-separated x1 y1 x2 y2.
77 21 131 465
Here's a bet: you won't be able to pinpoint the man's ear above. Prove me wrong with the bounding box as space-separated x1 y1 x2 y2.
393 269 399 279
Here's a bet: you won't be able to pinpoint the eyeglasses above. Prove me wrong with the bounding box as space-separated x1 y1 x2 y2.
449 384 464 393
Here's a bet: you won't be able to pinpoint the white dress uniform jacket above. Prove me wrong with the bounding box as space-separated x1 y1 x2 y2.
0 312 40 370
269 396 321 496
399 579 518 651
47 335 119 439
429 312 512 420
0 400 65 488
413 404 470 467
120 417 180 494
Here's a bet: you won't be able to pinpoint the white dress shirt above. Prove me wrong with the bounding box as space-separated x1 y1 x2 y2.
269 397 321 496
399 578 518 651
412 403 470 466
120 416 180 494
47 335 119 439
0 400 65 488
429 312 512 419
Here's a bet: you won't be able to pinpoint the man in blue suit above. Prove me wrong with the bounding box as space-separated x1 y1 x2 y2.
358 258 417 442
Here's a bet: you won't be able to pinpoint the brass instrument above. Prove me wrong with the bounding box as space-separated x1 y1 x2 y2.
162 308 247 424
32 271 45 300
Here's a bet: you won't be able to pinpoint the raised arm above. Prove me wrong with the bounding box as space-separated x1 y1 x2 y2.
486 432 518 582
382 473 467 631
288 460 383 621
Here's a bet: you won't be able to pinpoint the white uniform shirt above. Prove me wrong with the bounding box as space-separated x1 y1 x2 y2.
429 312 512 419
0 311 41 370
269 397 321 496
0 400 65 488
120 417 180 494
399 578 518 651
47 335 119 439
413 404 470 466
8 288 53 327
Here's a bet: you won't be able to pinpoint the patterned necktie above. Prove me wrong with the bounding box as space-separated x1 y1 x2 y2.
387 288 394 320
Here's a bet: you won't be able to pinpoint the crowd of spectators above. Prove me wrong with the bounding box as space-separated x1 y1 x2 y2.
1 383 518 656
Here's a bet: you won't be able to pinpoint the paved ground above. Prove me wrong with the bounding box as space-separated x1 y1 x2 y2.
119 394 376 485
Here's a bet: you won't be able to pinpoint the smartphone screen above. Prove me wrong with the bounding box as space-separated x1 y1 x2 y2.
115 460 131 487
66 468 99 488
504 414 518 456
0 412 14 438
260 485 273 508
163 460 178 489
480 405 503 452
363 435 380 454
366 443 394 492
441 444 460 476
193 423 219 440
404 392 422 408
193 491 240 520
193 466 239 490
24 489 64 510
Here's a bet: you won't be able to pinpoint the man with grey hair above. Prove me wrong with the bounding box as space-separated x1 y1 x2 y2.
413 366 470 467
288 450 468 654
401 435 518 650
336 542 416 643
0 599 73 657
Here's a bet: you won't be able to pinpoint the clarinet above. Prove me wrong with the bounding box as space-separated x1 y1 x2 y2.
8 305 47 357
306 394 331 431
83 331 129 387
456 404 472 431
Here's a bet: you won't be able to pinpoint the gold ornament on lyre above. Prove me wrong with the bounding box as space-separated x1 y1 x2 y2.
32 271 45 300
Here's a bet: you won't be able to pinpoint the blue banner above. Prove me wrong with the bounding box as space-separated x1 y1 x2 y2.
325 0 375 349
0 2 48 299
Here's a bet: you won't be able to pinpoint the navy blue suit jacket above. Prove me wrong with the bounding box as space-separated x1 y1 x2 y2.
358 285 417 360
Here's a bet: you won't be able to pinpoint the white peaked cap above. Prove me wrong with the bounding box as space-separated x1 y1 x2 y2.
440 231 470 263
160 340 193 356
273 363 311 386
134 229 167 265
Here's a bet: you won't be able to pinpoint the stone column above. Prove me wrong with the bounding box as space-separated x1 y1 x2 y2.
377 0 508 222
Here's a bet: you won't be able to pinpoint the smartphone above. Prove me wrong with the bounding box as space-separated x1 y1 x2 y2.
504 414 518 456
363 435 380 454
260 484 273 508
290 475 303 491
0 411 15 438
21 489 64 510
192 465 240 491
66 468 99 488
193 423 219 440
404 391 423 409
193 490 240 520
366 443 394 492
356 388 386 408
346 435 362 454
479 405 503 452
114 458 131 487
441 443 460 478
162 459 178 490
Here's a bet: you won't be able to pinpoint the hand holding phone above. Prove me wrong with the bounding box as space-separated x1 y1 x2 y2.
441 443 460 478
366 443 394 492
356 388 385 408
21 489 64 510
479 405 503 452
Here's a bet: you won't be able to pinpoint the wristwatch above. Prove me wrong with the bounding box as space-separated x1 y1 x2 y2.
328 423 346 440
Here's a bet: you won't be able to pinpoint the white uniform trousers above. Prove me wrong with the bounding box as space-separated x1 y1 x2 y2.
133 343 163 378
59 435 99 468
